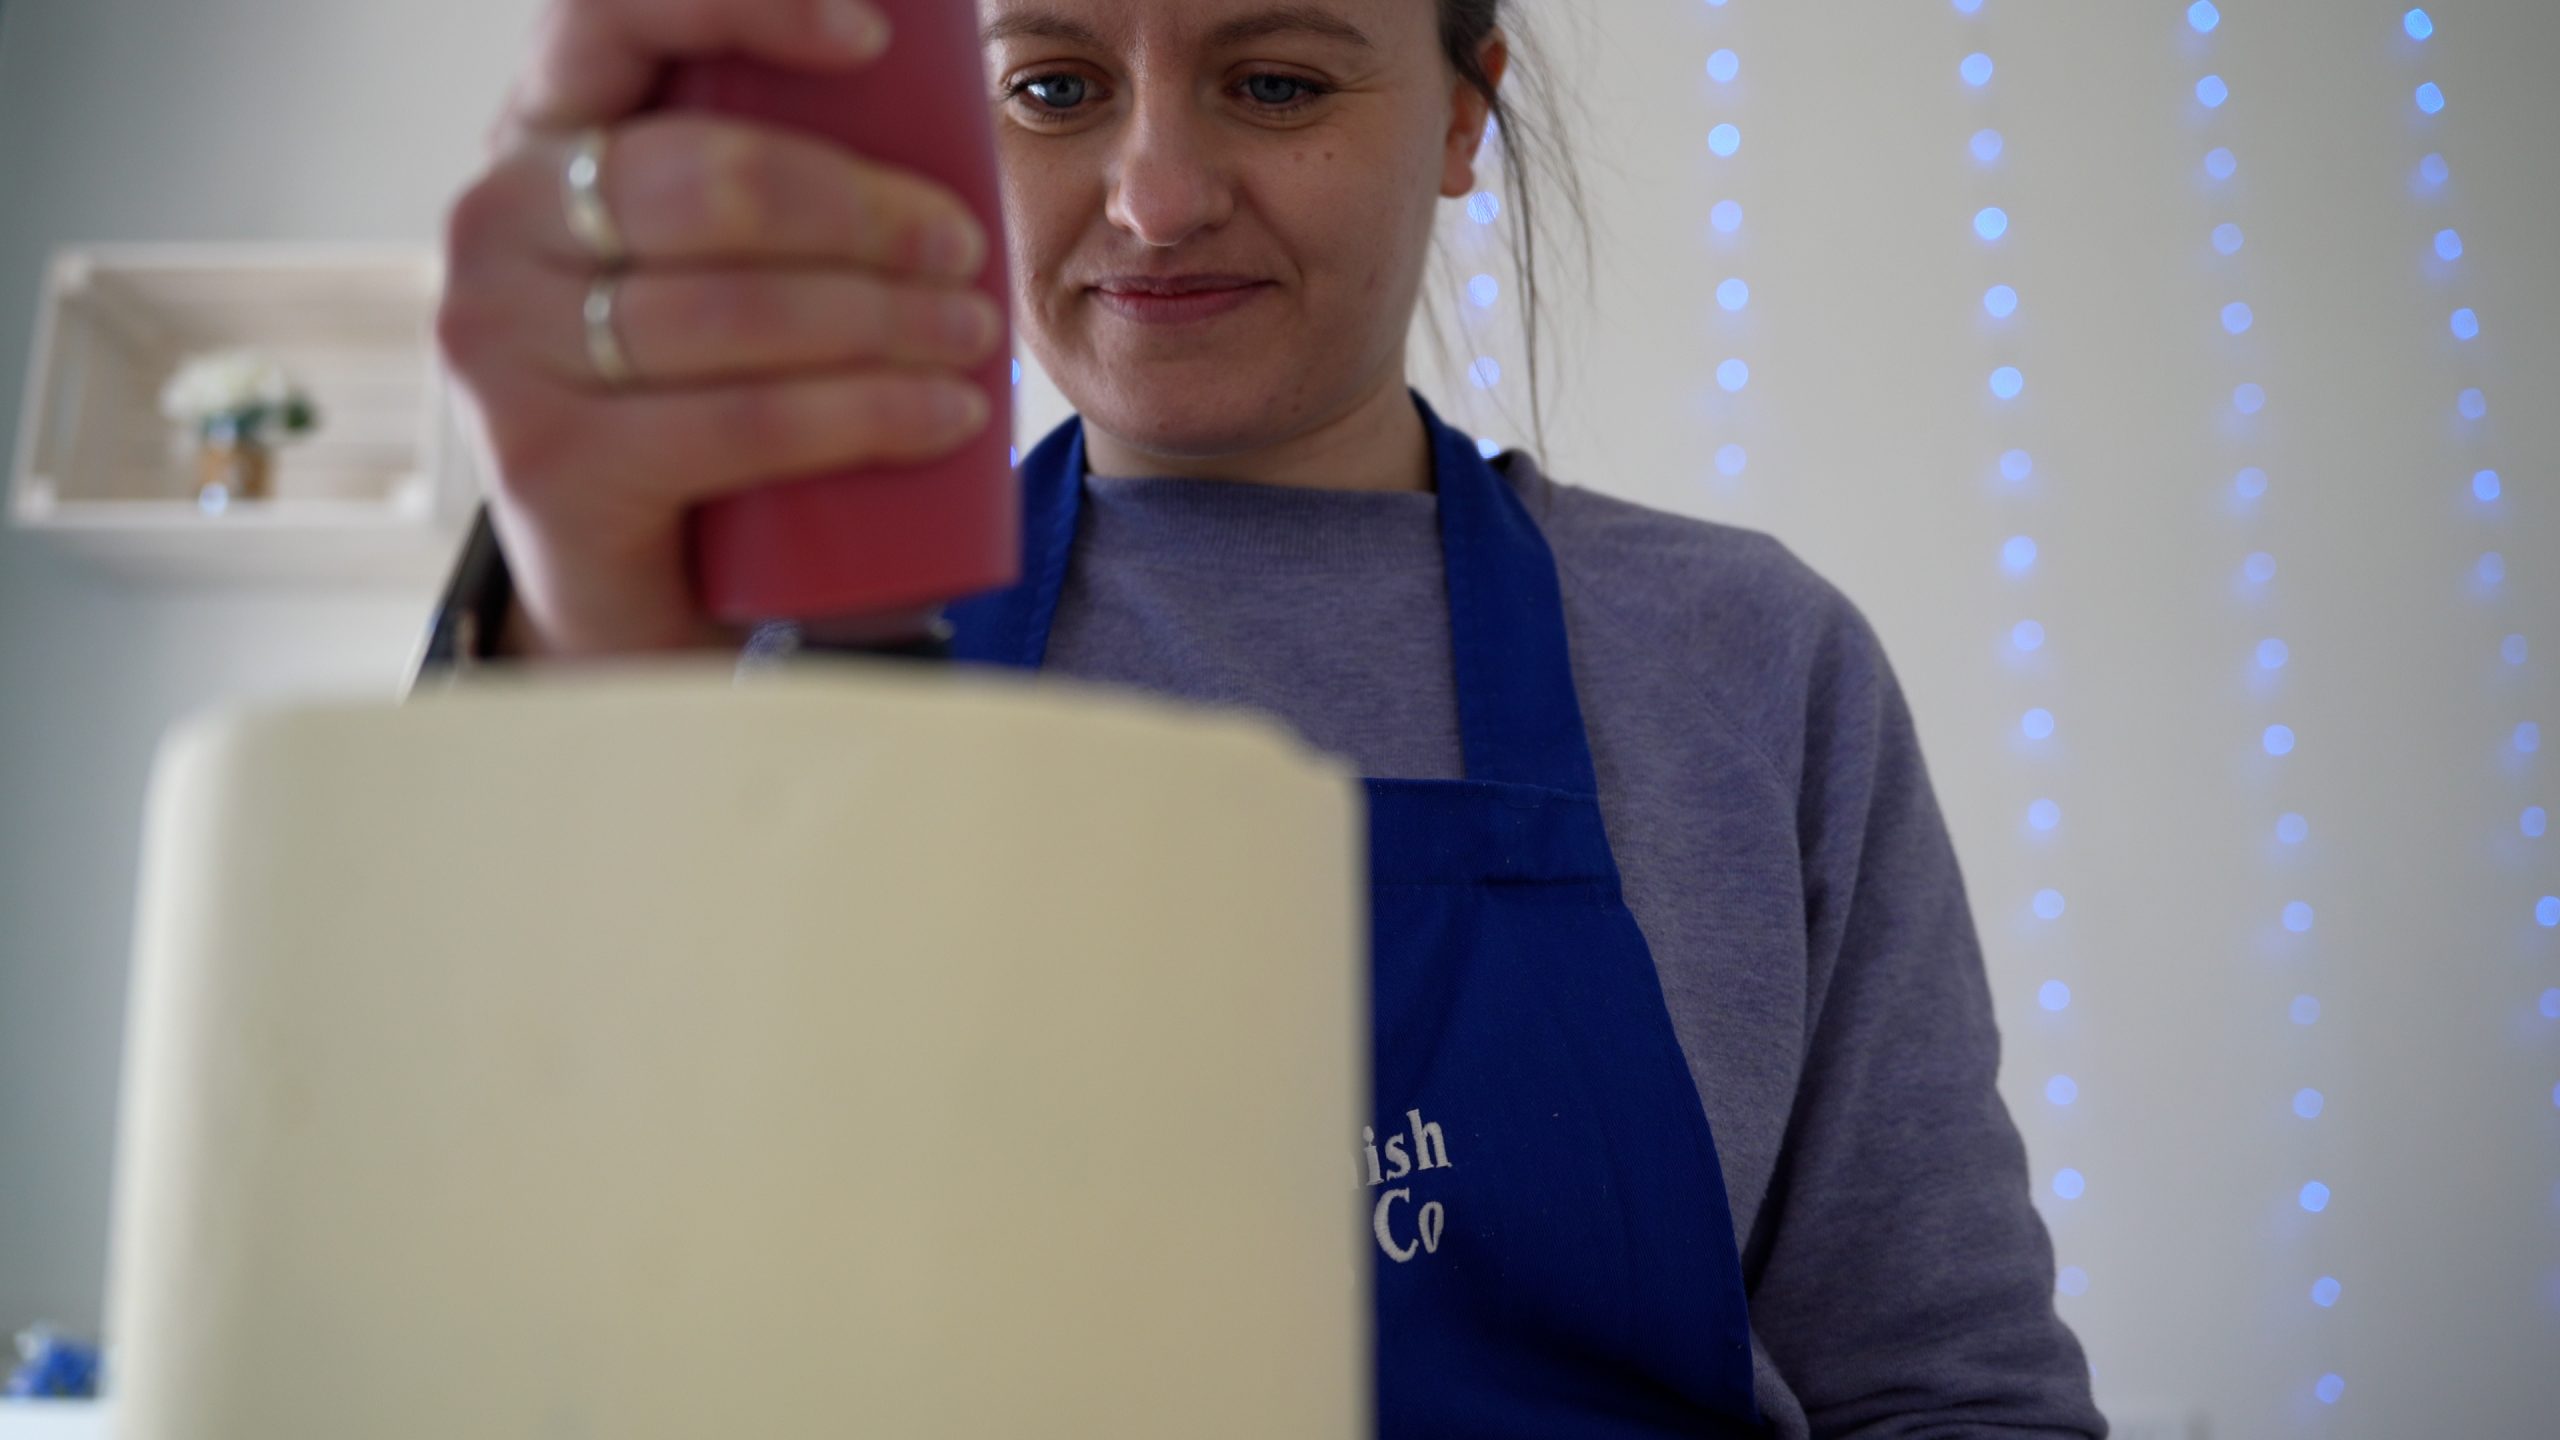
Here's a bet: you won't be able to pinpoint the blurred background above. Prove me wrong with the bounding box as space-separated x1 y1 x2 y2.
2 0 2554 1434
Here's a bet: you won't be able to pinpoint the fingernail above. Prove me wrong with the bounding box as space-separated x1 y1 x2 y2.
934 382 991 435
927 215 987 279
940 293 1002 354
823 0 891 59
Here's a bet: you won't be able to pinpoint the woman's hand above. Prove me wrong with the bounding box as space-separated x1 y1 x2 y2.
436 0 1002 659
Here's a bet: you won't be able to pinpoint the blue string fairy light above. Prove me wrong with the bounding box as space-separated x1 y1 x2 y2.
2384 10 2553 1368
2208 27 2307 1268
1700 9 1755 498
1952 13 2087 1313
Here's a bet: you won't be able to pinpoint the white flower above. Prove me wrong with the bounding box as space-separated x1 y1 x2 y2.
158 348 305 424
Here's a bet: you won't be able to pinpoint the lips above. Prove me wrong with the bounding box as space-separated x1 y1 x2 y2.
1093 274 1268 298
1089 275 1273 325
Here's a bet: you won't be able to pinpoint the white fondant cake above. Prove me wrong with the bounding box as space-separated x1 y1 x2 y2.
104 659 1367 1438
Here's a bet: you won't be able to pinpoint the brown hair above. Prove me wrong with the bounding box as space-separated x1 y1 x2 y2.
1431 0 1591 457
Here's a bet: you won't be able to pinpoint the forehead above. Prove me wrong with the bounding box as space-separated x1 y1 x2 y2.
979 0 1423 52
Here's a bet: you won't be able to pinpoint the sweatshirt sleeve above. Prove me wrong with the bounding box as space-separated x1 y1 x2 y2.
1740 586 2109 1439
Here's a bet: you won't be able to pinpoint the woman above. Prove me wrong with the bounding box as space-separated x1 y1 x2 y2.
418 0 2109 1434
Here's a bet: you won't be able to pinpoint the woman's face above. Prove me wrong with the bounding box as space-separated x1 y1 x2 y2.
981 0 1497 461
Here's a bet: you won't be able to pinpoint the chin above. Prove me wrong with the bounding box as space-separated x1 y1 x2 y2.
1071 354 1326 461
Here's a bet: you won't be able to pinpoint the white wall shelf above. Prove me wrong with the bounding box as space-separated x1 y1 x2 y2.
8 243 479 586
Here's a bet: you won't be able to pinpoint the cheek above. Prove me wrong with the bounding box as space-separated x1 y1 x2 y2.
995 154 1087 331
1272 141 1425 299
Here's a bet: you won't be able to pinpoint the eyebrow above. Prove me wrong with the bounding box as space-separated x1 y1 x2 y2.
981 5 1376 52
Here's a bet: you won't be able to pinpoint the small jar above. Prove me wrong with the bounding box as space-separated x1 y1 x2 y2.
193 415 272 508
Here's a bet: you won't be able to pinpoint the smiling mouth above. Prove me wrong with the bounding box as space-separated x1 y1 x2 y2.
1089 280 1274 326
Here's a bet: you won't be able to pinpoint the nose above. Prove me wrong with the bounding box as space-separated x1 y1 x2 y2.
1104 88 1235 249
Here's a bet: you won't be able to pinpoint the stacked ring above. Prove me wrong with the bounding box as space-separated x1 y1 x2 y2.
562 126 636 388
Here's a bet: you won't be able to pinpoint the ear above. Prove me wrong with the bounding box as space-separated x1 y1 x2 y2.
1439 29 1510 199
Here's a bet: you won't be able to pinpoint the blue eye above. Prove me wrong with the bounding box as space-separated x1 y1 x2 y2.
1244 73 1321 108
1017 74 1089 111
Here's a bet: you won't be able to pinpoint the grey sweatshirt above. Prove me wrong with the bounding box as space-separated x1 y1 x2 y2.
1034 447 2108 1438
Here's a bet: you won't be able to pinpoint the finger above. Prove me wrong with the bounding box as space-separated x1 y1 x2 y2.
495 0 891 151
591 369 996 505
502 262 1005 390
455 113 988 280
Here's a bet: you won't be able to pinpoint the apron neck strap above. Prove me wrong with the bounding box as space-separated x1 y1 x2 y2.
949 390 1601 797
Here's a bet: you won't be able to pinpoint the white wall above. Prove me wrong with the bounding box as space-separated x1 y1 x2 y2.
5 2 2556 1435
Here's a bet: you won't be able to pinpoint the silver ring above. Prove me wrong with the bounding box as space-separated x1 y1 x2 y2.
563 125 627 267
584 272 635 387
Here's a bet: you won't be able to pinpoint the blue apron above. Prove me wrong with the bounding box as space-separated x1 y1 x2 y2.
948 390 1765 1436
